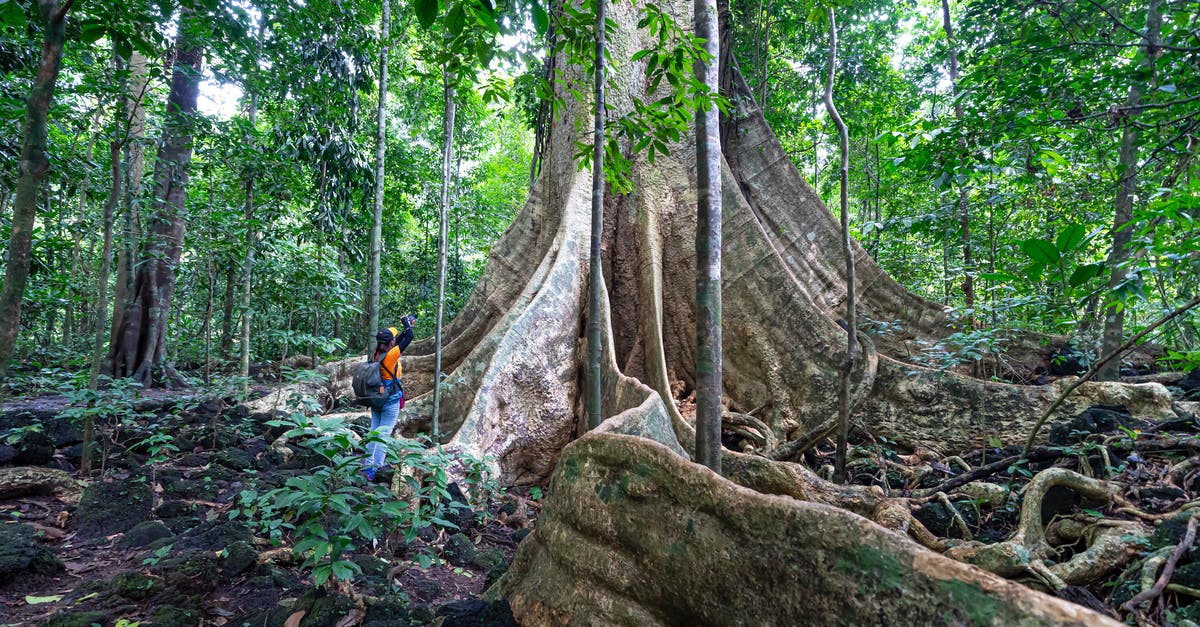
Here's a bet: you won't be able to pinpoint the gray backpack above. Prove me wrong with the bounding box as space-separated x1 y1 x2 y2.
351 354 399 410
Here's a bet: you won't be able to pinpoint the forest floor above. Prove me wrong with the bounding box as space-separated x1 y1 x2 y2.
0 383 531 627
1 366 1199 625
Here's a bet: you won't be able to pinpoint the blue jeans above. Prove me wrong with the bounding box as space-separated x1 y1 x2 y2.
366 390 403 469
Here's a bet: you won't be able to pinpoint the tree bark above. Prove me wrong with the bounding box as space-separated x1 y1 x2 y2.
0 0 73 381
219 264 236 358
368 0 389 352
1099 0 1162 380
110 8 202 387
432 70 456 439
823 7 854 483
941 0 973 319
694 0 722 473
109 50 150 371
586 0 606 431
239 17 265 386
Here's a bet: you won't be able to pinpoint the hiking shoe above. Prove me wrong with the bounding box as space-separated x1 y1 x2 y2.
362 467 377 482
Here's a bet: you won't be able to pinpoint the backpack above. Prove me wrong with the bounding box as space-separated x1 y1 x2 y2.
351 353 400 410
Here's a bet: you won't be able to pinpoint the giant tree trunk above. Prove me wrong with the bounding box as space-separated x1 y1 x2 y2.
264 0 1178 619
0 0 72 382
110 11 202 387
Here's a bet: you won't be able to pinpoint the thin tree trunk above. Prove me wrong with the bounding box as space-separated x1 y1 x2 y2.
368 0 389 351
941 0 972 321
0 0 73 382
1099 0 1162 381
239 17 265 386
586 0 606 431
824 7 855 483
433 70 457 440
66 106 102 340
695 0 723 473
219 265 235 358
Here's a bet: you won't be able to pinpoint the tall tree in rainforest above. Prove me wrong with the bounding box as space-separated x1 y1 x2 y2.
695 0 722 472
1098 0 1162 381
941 0 972 321
109 49 149 356
586 0 606 431
109 6 203 387
0 0 75 381
823 5 854 482
368 0 390 350
433 66 457 439
239 16 265 385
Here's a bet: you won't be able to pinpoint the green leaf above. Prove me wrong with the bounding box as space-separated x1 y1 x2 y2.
1055 224 1085 253
446 4 465 35
80 21 106 44
415 0 439 29
1020 239 1060 265
1068 263 1104 287
0 0 26 30
1082 508 1104 518
25 594 64 604
530 2 548 35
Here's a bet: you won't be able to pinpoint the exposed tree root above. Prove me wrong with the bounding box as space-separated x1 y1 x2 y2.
944 468 1147 588
1122 514 1198 612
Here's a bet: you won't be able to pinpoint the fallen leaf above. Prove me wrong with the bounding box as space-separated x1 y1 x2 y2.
335 608 365 627
56 511 69 528
25 594 64 604
284 610 306 627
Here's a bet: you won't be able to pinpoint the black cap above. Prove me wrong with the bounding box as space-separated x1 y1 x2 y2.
376 328 394 343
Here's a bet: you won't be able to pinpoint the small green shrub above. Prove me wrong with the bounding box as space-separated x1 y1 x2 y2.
234 404 499 586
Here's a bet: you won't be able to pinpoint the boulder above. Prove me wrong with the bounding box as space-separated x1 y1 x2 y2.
0 522 63 583
75 480 152 540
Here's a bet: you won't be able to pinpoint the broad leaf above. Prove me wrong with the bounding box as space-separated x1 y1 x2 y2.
531 2 548 35
415 0 439 29
1068 263 1104 287
1020 239 1060 265
1055 224 1085 253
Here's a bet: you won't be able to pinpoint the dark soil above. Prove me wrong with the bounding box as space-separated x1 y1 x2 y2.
0 385 534 627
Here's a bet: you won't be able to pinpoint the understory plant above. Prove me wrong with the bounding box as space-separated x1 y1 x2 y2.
234 404 499 586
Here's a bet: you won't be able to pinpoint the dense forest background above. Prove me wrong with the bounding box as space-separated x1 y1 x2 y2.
0 0 1197 391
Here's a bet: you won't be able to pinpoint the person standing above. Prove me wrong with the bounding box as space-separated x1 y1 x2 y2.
364 313 415 481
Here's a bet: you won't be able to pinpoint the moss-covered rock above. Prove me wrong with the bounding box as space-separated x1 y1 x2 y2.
442 533 476 567
0 522 63 583
155 551 219 595
12 429 54 466
220 540 259 577
472 547 505 572
436 599 517 627
297 588 356 627
214 447 256 470
75 480 152 540
112 571 161 601
116 520 175 549
148 605 204 627
40 610 110 627
363 594 412 626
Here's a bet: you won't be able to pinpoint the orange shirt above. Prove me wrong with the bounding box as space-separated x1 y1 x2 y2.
379 346 402 380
